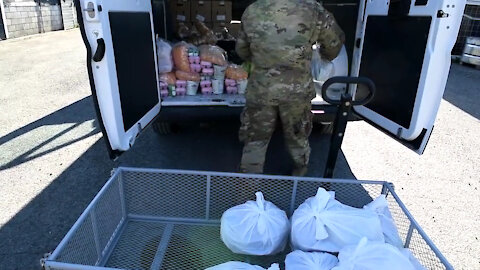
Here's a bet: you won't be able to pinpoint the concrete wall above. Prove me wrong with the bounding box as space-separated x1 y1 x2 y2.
61 0 77 30
2 1 63 39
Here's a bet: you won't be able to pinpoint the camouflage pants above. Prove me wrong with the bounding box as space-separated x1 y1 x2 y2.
239 102 313 175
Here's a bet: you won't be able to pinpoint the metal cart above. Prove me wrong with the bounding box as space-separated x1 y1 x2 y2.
42 167 453 270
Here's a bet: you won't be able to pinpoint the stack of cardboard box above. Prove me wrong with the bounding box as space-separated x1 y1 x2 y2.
170 0 241 39
170 0 191 32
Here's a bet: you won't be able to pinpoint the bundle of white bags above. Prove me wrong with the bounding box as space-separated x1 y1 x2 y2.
216 189 425 270
220 192 290 255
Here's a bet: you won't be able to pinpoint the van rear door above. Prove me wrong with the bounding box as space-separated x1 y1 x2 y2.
75 0 161 158
350 0 465 154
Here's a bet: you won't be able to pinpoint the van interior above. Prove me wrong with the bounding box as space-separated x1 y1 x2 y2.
81 0 463 156
147 0 359 107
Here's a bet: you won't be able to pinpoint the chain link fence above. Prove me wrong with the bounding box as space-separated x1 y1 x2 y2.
453 3 480 55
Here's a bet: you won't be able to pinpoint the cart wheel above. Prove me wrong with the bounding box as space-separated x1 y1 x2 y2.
152 121 172 135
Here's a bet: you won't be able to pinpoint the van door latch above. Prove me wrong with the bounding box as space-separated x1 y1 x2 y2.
83 2 96 18
437 10 449 18
93 38 105 62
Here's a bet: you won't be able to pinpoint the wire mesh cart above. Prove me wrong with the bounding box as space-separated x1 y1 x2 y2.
42 167 453 270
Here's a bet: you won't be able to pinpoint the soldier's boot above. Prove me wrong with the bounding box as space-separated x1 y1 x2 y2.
286 140 311 177
240 140 270 174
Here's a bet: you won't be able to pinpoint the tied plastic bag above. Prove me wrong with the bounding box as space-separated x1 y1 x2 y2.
285 250 338 270
205 262 280 270
220 192 290 255
199 45 227 66
175 70 201 82
332 238 417 270
159 72 176 85
312 45 348 101
311 44 334 84
188 20 218 46
291 188 384 252
364 195 404 248
226 64 249 80
156 38 173 73
173 42 196 72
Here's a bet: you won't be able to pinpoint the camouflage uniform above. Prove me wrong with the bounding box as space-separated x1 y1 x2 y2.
236 0 345 175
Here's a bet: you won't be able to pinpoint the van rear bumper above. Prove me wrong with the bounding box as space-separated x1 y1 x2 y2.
156 104 339 123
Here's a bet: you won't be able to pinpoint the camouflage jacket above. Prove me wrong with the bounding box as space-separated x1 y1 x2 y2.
236 0 345 105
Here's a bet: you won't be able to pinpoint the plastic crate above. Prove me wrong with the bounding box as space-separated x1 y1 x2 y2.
43 167 453 270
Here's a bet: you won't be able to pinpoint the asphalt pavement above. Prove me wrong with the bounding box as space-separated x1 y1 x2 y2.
0 29 478 269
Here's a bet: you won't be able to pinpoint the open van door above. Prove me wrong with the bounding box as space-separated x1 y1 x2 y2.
75 0 161 158
350 0 465 154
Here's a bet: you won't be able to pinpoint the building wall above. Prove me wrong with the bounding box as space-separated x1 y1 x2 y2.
2 0 65 39
61 0 77 30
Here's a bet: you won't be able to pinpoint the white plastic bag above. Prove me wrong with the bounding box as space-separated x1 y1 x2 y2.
401 248 427 270
332 238 416 270
205 262 279 270
311 45 348 101
311 44 334 84
156 38 173 73
220 192 290 255
364 195 404 248
291 188 384 252
285 250 338 270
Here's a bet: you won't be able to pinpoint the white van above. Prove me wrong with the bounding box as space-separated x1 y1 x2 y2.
74 0 466 159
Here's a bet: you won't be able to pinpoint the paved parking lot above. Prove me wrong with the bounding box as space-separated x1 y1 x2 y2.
0 29 479 269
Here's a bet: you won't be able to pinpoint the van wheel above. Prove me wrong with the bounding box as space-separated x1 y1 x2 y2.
152 121 172 135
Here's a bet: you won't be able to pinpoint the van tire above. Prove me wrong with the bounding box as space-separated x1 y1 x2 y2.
152 121 172 135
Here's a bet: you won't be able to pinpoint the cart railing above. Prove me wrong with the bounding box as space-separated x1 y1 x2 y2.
44 167 453 270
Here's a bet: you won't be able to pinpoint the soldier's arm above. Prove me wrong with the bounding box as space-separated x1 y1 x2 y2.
315 8 345 61
235 27 252 61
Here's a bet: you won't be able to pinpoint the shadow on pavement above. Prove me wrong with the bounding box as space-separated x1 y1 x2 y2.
443 64 480 120
0 97 100 170
0 107 365 269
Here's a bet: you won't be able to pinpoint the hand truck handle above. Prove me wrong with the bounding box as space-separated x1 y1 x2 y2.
321 76 376 106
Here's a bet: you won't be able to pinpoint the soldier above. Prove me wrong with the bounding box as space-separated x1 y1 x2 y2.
236 0 345 176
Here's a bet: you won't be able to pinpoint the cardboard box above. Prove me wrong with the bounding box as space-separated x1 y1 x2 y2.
212 22 228 34
170 0 191 23
174 21 190 34
212 23 242 38
212 0 232 23
191 0 212 22
191 21 214 35
174 22 214 36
